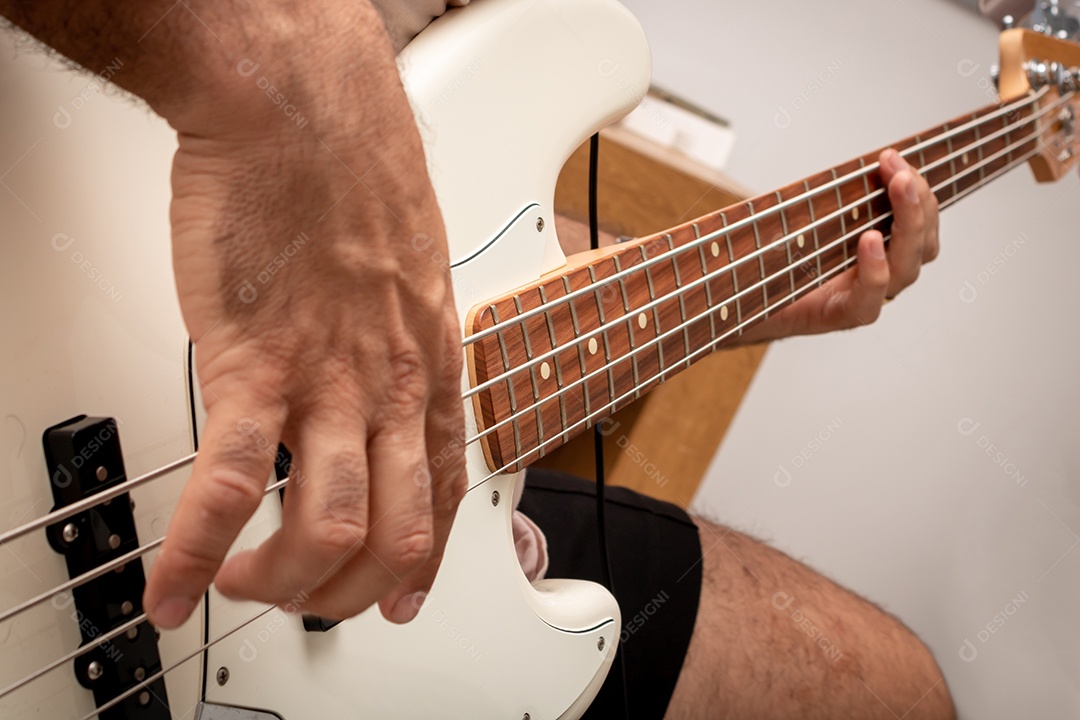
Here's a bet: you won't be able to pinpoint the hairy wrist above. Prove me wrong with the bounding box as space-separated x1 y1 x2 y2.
0 0 400 138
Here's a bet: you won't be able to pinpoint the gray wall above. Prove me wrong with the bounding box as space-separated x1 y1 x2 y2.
619 0 1080 716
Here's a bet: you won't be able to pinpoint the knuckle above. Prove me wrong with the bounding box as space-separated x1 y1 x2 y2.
310 452 369 557
387 348 429 410
860 303 883 326
902 266 921 288
200 468 266 521
310 518 367 560
163 540 221 581
906 205 927 233
433 461 467 520
385 526 434 576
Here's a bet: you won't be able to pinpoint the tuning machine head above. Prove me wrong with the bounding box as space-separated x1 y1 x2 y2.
1023 57 1080 92
1030 0 1080 41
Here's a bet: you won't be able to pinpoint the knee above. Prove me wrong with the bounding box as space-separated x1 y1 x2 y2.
881 625 957 720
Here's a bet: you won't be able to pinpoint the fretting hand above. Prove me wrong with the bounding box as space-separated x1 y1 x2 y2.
739 149 940 343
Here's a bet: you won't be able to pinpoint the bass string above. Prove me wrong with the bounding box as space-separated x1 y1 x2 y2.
461 122 1060 450
476 140 1048 479
460 88 1053 349
75 606 279 720
0 477 288 629
461 90 1071 401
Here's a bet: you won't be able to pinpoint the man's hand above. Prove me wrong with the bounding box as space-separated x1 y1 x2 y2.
0 0 467 628
738 148 939 343
149 4 467 629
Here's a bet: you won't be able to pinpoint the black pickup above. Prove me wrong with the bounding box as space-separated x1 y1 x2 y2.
44 416 171 720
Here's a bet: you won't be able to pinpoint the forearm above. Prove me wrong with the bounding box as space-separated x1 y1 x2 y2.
0 0 400 135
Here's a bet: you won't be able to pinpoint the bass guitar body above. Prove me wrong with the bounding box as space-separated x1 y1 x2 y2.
0 0 651 718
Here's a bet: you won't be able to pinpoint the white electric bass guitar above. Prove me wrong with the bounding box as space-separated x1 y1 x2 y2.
3 0 1079 718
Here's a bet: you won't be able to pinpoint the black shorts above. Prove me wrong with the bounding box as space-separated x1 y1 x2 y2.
519 469 703 720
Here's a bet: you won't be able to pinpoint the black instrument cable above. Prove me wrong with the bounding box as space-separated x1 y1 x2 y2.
588 132 630 720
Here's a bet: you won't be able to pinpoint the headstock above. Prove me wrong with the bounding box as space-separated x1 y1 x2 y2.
998 16 1080 181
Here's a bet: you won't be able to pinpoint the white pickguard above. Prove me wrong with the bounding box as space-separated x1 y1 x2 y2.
0 0 652 717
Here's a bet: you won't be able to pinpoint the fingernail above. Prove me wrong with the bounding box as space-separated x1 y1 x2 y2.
390 591 426 624
151 596 196 629
868 237 886 260
891 151 907 173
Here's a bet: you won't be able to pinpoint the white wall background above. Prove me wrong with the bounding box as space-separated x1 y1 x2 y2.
618 0 1080 716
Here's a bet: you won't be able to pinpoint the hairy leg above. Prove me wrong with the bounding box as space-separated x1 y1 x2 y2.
664 518 956 720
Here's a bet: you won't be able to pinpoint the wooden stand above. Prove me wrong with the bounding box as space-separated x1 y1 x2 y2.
539 129 767 506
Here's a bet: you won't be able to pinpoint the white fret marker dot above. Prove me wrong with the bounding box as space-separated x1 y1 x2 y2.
797 233 806 249
852 206 860 221
720 305 729 321
710 241 720 258
588 338 599 355
637 313 648 329
962 152 970 165
540 361 551 380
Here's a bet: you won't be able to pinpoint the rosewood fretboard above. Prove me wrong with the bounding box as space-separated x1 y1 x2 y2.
465 91 1052 474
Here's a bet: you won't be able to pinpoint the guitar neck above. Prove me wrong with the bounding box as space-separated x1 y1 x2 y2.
465 90 1049 474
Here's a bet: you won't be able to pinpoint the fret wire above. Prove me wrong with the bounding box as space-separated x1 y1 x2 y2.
612 255 643 400
537 285 569 442
587 265 617 409
667 233 692 367
830 168 848 264
461 90 1052 352
747 199 769 314
915 133 926 175
465 112 1059 404
490 305 524 469
722 212 745 334
468 142 1045 457
858 156 873 226
513 296 540 403
563 276 591 419
802 179 824 286
694 222 718 342
639 244 666 381
974 119 985 185
1004 110 1014 168
944 123 959 202
776 190 796 297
